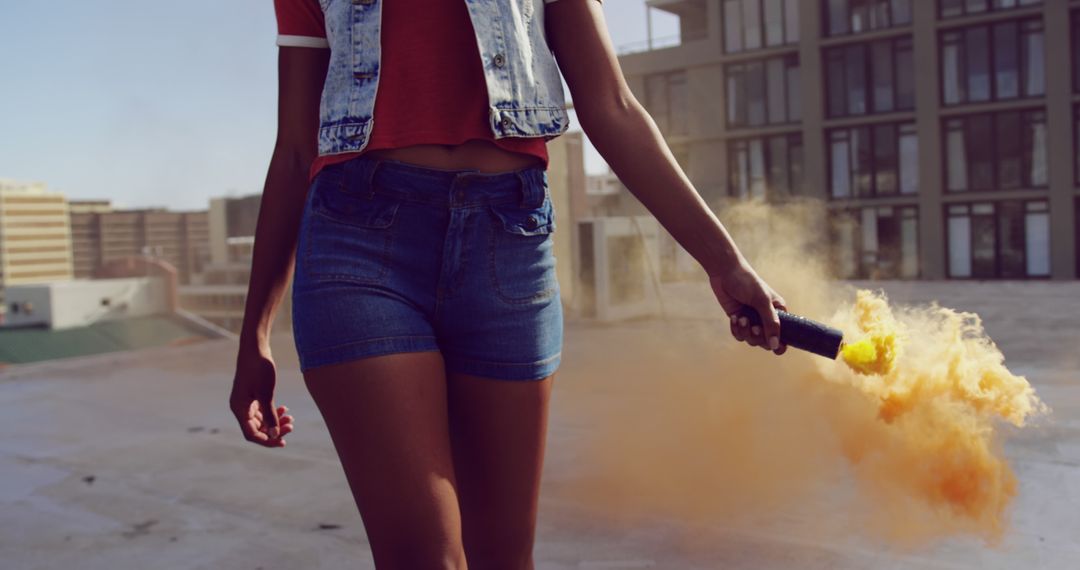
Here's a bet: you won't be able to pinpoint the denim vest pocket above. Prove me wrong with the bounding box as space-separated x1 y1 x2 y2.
304 180 401 285
487 198 558 304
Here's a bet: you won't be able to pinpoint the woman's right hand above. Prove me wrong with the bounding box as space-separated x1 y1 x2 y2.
229 347 294 447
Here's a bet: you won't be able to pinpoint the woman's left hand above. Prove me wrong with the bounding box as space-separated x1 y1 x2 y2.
708 259 788 355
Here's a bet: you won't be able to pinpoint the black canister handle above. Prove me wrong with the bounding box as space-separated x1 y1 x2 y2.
735 305 844 360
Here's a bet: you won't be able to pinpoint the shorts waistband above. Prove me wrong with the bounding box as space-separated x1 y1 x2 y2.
339 153 548 209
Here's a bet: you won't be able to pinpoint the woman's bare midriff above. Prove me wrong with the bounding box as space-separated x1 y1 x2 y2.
364 139 544 173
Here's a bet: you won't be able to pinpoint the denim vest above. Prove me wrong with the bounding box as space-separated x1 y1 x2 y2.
316 0 570 157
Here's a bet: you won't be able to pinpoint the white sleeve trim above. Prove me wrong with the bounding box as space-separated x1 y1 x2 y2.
276 35 330 49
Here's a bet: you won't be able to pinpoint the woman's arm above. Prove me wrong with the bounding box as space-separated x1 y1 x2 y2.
544 0 786 353
229 46 328 446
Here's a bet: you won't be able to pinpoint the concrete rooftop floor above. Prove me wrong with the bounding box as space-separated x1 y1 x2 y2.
2 281 1078 569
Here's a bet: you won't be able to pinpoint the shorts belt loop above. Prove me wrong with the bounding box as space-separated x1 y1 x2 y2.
517 169 541 208
365 156 380 200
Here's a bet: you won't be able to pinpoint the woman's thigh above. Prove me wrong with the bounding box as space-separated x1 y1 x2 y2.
446 371 554 569
303 351 466 569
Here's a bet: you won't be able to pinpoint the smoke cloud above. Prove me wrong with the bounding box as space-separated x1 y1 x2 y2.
557 200 1049 548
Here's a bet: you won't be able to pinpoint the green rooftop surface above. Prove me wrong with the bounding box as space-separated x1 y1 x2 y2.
0 314 212 365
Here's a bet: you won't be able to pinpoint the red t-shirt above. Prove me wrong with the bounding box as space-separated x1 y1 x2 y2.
274 0 551 182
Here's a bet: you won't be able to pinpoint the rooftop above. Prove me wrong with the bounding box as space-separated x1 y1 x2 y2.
2 281 1078 568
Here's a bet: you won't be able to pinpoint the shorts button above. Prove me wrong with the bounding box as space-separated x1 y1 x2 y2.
526 215 539 229
500 116 512 128
456 190 465 201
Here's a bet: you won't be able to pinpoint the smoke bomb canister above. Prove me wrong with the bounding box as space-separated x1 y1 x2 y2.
736 306 844 360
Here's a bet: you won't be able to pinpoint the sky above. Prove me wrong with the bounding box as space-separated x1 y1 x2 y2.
0 1 677 210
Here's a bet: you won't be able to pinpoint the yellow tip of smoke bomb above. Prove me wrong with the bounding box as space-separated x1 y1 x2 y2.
841 333 898 376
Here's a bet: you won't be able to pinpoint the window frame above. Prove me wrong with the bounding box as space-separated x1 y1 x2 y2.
944 199 1051 279
939 0 1043 20
825 36 915 119
822 0 913 38
724 0 801 54
726 55 802 129
727 133 805 199
827 121 918 199
941 109 1048 194
939 18 1045 107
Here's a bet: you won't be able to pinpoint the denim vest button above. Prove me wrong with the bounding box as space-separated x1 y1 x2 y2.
493 53 505 67
500 116 512 128
526 215 539 229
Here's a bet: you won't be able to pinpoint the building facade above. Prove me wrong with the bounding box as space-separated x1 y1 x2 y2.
0 180 76 322
69 201 210 285
620 0 1079 280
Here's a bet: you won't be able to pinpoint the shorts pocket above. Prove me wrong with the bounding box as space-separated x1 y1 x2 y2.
302 172 401 285
488 197 558 304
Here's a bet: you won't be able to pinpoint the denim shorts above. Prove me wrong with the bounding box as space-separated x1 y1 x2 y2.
291 154 563 381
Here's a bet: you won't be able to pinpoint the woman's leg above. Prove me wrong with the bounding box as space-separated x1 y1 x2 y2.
446 371 555 570
304 351 467 570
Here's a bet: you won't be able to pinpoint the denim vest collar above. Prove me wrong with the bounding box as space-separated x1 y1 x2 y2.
316 0 570 157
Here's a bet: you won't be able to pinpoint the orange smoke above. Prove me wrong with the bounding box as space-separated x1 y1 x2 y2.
557 201 1049 547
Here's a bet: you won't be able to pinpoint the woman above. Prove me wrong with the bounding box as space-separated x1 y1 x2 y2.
229 0 788 567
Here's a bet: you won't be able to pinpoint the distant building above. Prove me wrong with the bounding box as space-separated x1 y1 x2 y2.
619 0 1078 280
0 180 76 323
68 200 210 285
180 194 284 334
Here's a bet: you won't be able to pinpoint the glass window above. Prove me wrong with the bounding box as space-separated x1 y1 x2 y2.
830 134 852 198
940 0 1041 18
726 0 799 52
646 71 687 136
901 207 919 277
1073 11 1080 93
997 111 1022 190
829 122 916 198
899 123 919 195
727 66 747 126
829 0 851 36
744 0 763 50
764 0 784 46
945 110 1047 192
767 58 787 124
787 61 802 121
1025 203 1050 276
994 22 1019 99
872 40 895 112
729 134 804 199
826 38 914 118
941 19 1044 105
966 26 991 103
834 206 919 279
948 207 973 277
724 1 743 53
825 0 912 36
1022 19 1045 97
942 33 964 105
746 61 767 126
669 72 688 136
874 124 898 195
947 200 1050 278
726 56 800 128
998 200 1026 277
785 0 800 43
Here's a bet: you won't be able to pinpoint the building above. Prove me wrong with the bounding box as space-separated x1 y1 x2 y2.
68 200 210 285
618 0 1079 280
179 194 287 334
0 180 76 323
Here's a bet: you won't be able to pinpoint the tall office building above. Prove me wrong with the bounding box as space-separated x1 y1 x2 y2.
0 180 75 286
68 201 210 285
620 0 1078 280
